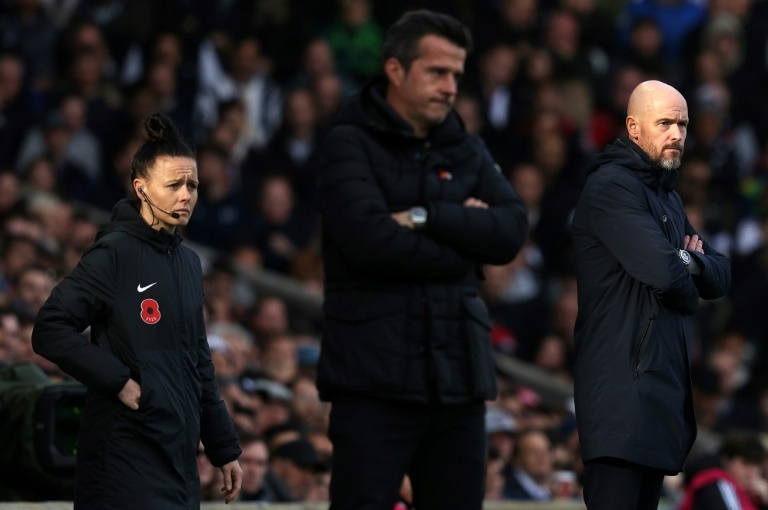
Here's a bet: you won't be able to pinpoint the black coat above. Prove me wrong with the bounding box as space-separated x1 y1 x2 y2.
315 77 529 404
33 199 241 509
571 138 731 473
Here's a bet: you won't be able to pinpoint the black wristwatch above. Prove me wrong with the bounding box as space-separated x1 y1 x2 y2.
678 249 691 266
409 206 428 230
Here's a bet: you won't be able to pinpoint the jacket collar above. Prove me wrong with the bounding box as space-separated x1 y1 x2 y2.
97 198 182 254
589 137 679 193
333 75 466 143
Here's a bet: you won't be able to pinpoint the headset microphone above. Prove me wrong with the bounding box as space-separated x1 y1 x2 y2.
138 187 180 219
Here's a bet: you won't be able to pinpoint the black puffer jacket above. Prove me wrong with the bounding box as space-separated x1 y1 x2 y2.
33 199 240 509
572 138 731 473
315 77 529 404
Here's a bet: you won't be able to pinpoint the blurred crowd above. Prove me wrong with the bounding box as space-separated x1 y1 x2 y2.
1 0 768 506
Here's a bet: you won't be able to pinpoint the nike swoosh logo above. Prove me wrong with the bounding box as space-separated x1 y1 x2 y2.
137 282 157 293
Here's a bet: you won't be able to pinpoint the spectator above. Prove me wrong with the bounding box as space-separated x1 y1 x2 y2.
16 111 93 200
91 136 141 211
475 0 542 55
207 334 236 381
245 377 294 434
241 87 323 203
324 0 383 86
313 71 346 132
504 428 555 500
141 61 193 134
485 406 517 474
249 295 290 341
15 312 65 381
681 432 768 509
259 333 299 385
185 144 247 252
486 446 507 501
194 35 282 152
0 54 35 170
63 48 124 129
2 235 41 284
0 170 23 222
542 10 595 86
588 64 646 148
0 0 57 92
471 43 523 164
17 93 101 182
617 0 706 63
238 437 292 502
287 37 357 99
209 321 258 378
618 16 677 85
269 438 326 502
291 375 329 430
71 0 160 77
558 0 616 60
247 173 317 274
453 92 484 134
533 334 572 381
9 263 51 317
0 308 21 365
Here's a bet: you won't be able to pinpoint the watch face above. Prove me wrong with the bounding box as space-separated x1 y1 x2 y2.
680 250 691 264
411 207 427 224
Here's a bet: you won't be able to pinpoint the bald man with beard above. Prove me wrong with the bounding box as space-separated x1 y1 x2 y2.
571 80 731 510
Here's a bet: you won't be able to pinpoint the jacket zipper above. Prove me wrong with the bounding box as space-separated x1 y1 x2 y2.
634 318 653 377
421 141 431 160
662 208 683 249
167 248 196 499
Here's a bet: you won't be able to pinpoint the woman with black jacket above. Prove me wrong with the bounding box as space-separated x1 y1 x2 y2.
32 113 242 509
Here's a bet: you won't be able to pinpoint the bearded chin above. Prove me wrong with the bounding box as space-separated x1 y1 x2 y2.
656 153 682 171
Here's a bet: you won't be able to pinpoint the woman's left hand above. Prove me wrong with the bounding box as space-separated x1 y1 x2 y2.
219 459 243 504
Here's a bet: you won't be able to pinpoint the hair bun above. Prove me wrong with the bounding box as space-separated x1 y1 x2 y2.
144 113 175 142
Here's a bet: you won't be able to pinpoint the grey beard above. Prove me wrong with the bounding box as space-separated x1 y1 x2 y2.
658 156 682 171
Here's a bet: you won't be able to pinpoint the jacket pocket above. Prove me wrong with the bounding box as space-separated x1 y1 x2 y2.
634 317 655 378
133 361 184 441
321 293 408 392
462 296 497 399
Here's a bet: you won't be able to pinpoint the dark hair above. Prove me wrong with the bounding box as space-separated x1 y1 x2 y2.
380 10 472 72
719 433 767 465
511 428 552 461
130 113 196 180
11 262 48 288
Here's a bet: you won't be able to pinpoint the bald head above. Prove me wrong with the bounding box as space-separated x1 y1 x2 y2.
626 80 689 171
627 80 687 120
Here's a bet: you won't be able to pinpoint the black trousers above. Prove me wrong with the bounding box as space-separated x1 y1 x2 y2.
583 457 666 510
327 394 486 510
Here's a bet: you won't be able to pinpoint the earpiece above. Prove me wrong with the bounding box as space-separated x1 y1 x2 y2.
138 186 180 219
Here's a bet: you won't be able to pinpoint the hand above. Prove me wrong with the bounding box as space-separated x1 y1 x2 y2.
464 197 488 209
391 211 413 229
220 459 243 504
684 235 704 254
745 475 768 504
118 378 141 410
268 233 297 257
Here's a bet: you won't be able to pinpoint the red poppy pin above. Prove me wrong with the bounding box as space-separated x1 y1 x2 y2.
140 298 162 324
438 169 453 180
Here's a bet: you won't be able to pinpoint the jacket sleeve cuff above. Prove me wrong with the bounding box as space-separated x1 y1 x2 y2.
688 251 706 275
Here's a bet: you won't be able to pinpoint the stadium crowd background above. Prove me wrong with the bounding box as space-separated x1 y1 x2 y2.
1 0 768 505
